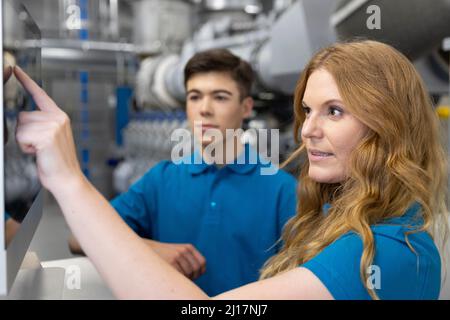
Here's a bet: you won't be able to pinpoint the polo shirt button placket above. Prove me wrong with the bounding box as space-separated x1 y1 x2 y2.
206 170 221 225
207 200 220 224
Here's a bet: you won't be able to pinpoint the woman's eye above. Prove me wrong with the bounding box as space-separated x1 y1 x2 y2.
329 106 343 117
302 106 311 115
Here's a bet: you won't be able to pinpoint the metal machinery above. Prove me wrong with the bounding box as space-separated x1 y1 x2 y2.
123 0 340 188
135 0 450 108
128 0 450 189
5 0 450 198
7 0 138 198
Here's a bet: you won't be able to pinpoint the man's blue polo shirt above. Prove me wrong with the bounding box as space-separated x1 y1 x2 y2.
111 144 297 296
302 202 441 299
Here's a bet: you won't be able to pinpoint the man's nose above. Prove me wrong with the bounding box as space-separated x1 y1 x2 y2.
199 97 213 116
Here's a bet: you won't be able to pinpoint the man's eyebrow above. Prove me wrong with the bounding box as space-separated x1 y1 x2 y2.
212 90 232 95
186 89 201 95
186 89 233 95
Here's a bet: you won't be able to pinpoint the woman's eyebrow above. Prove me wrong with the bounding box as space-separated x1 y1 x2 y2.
323 99 344 106
302 99 344 108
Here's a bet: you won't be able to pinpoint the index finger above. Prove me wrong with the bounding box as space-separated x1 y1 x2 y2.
13 66 60 113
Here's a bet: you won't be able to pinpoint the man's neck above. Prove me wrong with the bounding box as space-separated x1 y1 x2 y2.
200 136 245 166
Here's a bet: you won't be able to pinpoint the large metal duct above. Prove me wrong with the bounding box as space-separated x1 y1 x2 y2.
332 0 450 60
132 0 193 54
135 0 450 109
199 0 262 24
331 0 450 93
134 0 338 108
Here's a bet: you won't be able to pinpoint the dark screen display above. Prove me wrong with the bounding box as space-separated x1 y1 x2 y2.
3 0 41 247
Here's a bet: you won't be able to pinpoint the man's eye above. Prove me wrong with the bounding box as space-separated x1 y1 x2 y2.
188 95 200 101
215 95 228 101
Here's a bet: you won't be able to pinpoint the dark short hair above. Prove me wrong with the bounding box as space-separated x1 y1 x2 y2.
184 48 254 100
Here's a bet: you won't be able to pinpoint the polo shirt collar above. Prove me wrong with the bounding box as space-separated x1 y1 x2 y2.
226 144 259 174
188 143 258 175
321 202 423 225
187 151 209 175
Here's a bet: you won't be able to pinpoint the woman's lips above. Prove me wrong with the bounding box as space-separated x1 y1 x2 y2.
308 150 334 162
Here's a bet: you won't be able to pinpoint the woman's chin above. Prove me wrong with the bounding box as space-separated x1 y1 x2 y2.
308 170 343 184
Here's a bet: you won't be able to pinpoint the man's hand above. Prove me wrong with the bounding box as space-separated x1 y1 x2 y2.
145 240 206 280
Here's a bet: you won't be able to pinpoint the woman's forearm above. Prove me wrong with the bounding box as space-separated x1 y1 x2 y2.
12 65 209 300
52 175 208 299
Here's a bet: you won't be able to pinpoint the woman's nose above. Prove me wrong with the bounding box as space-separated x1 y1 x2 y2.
301 115 323 140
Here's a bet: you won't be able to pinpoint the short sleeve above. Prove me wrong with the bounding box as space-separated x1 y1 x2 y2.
110 162 165 238
301 229 441 300
301 233 369 300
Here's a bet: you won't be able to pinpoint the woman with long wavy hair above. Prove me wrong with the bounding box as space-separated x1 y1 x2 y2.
259 40 448 299
13 40 448 299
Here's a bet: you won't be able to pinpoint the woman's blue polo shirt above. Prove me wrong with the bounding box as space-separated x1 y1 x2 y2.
111 144 297 296
302 203 441 300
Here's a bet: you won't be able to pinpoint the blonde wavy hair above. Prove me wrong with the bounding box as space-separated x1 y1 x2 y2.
260 40 449 299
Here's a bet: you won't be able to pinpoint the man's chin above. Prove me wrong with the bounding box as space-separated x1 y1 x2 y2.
201 138 224 149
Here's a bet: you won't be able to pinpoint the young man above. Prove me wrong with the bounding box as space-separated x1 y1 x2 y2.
69 49 297 296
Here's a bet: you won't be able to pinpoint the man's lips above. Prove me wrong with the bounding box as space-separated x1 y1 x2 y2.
200 124 219 129
196 124 220 133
